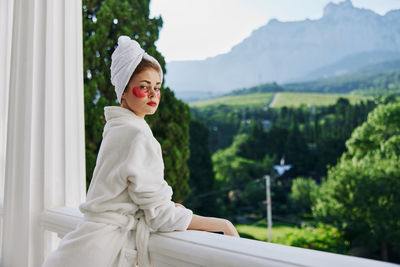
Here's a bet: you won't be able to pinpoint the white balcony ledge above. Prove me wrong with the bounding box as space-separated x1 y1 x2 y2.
41 207 398 267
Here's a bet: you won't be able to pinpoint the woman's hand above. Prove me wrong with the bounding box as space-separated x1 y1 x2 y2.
221 219 240 237
187 215 240 238
174 203 185 208
174 204 240 237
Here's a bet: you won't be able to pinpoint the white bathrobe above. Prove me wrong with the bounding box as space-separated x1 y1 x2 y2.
42 106 193 267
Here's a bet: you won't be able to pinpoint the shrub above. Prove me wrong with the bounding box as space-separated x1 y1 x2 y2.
290 177 319 215
276 223 350 254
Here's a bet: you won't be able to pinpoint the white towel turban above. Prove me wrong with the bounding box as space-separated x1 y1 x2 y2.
111 35 163 103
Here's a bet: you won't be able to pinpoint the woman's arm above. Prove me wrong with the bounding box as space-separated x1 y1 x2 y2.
175 204 239 237
125 134 193 232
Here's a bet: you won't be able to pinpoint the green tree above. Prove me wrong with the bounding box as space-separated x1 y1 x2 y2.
290 177 318 216
212 133 274 219
313 102 400 262
237 120 268 160
212 134 269 187
187 120 214 194
83 0 191 200
285 118 309 175
185 120 217 215
265 126 289 160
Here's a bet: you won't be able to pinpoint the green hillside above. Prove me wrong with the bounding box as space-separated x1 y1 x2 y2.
189 93 273 108
270 92 369 108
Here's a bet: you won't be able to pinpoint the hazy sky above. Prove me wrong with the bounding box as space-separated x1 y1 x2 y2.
150 0 400 62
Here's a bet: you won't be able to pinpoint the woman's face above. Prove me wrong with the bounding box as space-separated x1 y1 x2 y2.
121 68 161 118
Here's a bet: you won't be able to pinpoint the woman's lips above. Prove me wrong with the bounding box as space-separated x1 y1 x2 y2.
147 101 157 107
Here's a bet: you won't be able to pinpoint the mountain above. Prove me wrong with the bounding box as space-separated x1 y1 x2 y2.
356 58 400 74
215 60 400 97
165 0 400 101
284 61 400 95
300 51 400 81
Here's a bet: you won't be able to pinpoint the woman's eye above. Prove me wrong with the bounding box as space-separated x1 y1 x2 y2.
140 86 149 90
154 88 161 91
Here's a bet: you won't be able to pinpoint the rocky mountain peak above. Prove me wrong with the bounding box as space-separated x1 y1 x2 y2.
323 0 356 17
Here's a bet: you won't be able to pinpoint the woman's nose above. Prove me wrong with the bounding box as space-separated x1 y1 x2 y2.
148 87 156 97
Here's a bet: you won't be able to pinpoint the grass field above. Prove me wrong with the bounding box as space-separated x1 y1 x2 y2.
235 221 298 243
269 92 370 108
189 93 273 108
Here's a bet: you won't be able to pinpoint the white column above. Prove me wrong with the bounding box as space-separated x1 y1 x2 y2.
0 0 14 234
0 0 14 197
1 0 85 266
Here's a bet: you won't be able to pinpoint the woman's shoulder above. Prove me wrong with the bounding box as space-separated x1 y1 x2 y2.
104 106 151 131
105 121 152 144
98 123 161 165
103 115 152 140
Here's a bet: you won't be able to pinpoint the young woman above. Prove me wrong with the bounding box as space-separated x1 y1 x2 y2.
42 36 239 267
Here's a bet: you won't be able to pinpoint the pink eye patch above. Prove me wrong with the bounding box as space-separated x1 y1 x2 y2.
132 86 148 98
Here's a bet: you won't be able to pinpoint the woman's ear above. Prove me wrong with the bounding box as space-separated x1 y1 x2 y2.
120 92 126 106
121 90 127 101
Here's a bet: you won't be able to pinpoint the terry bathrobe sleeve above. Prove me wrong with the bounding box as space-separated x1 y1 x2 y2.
122 133 193 232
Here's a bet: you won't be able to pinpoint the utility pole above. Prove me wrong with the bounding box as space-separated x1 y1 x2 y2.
265 175 272 242
265 157 292 243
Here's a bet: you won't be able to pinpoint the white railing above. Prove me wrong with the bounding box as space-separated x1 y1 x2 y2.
41 207 398 267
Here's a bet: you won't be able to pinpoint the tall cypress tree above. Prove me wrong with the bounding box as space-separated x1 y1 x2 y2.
185 120 218 216
285 117 309 176
82 0 191 201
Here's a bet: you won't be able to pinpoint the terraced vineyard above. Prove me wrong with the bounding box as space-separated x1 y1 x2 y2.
189 92 370 108
189 93 273 108
269 92 370 108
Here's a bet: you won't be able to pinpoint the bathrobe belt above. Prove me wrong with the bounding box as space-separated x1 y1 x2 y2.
83 210 152 267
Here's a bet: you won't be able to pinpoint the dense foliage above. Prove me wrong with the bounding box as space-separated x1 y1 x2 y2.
290 177 318 215
188 98 377 222
192 98 377 179
184 120 218 216
313 101 400 262
188 95 399 262
82 0 191 200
